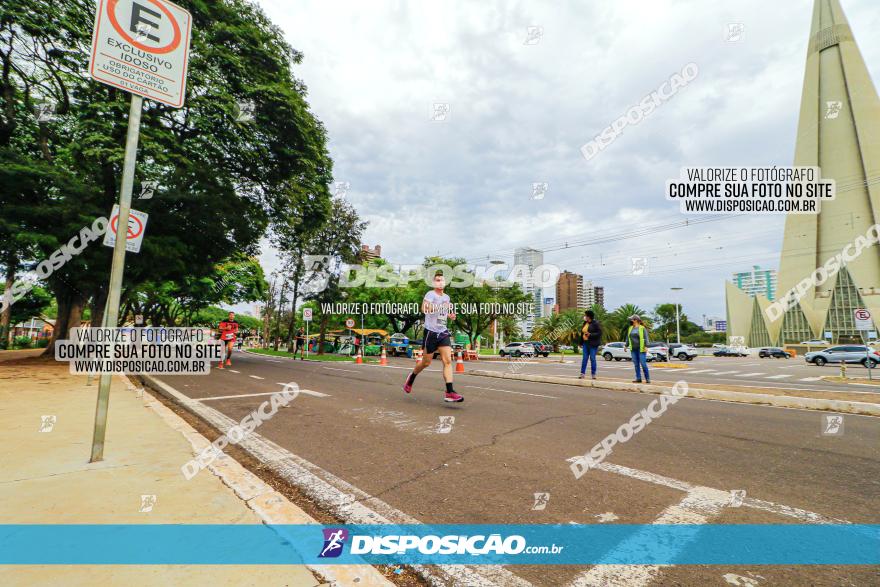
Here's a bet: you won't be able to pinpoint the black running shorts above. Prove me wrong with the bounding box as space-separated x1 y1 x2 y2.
424 330 452 354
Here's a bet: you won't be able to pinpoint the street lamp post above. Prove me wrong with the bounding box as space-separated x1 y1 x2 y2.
671 287 683 344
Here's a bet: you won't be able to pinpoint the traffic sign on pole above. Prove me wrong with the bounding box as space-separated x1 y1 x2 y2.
89 0 193 108
303 308 313 322
103 204 149 253
854 308 873 331
87 0 191 463
345 318 355 329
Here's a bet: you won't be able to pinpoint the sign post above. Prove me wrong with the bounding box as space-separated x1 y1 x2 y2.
854 309 874 380
303 308 312 358
87 0 191 462
345 317 355 355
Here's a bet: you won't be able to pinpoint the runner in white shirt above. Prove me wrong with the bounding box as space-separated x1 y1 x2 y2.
403 273 463 402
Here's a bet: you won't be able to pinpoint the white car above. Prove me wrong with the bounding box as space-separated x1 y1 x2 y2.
601 342 658 362
499 342 535 357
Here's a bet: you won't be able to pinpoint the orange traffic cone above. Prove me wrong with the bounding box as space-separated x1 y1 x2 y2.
455 350 465 373
379 347 388 366
355 351 363 365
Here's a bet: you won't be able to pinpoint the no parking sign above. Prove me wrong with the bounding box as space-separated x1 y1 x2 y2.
89 0 192 107
103 204 149 253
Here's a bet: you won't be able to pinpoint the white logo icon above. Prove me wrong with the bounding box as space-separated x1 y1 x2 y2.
822 414 844 436
631 257 648 276
824 101 843 119
35 103 56 123
302 254 332 294
726 23 745 42
524 26 543 45
437 416 455 433
139 494 157 512
138 180 157 200
39 415 57 432
531 182 549 200
728 489 746 507
333 181 351 198
235 100 255 123
431 102 451 122
531 492 550 510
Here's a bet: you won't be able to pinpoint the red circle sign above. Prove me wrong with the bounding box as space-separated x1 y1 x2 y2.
111 214 144 239
107 0 182 54
345 318 355 328
855 309 871 320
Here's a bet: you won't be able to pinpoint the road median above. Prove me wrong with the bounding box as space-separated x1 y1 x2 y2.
468 369 880 416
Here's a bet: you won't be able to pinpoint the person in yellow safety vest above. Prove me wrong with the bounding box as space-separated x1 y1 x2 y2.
623 314 651 384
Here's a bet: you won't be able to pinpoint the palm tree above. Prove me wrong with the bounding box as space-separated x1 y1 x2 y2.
532 309 582 350
607 304 651 342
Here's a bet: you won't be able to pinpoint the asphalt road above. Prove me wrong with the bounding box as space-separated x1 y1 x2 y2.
157 350 880 587
475 353 880 396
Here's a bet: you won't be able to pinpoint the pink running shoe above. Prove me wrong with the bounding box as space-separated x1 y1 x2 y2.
403 373 414 394
444 391 464 403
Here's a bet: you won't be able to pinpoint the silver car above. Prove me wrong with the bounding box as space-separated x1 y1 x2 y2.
804 345 880 368
499 342 535 358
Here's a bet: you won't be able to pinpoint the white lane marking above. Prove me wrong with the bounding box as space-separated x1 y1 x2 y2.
765 374 792 380
323 367 359 373
196 389 329 401
228 370 240 373
592 462 850 524
267 360 282 363
570 486 730 587
799 377 823 382
463 385 558 399
144 375 528 587
273 383 330 397
249 375 265 380
685 369 715 373
735 372 766 377
712 370 740 375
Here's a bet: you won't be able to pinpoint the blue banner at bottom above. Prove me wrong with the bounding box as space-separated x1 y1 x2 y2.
1 524 877 565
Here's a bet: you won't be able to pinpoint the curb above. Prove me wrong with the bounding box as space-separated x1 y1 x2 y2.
137 375 393 587
468 370 880 416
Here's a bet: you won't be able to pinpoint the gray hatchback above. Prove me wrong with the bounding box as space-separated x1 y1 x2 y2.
804 345 880 368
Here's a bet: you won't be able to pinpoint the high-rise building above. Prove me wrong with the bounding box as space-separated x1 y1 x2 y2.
583 281 605 309
359 244 382 262
726 0 880 345
556 271 584 311
732 266 778 301
513 247 544 335
556 271 604 311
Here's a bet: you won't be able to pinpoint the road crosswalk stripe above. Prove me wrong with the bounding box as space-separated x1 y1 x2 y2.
765 374 792 379
799 377 823 382
735 372 766 377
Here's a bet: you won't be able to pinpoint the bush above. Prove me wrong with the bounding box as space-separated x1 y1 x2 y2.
13 336 33 349
35 338 49 348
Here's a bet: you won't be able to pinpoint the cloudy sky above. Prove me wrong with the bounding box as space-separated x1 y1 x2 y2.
253 0 880 323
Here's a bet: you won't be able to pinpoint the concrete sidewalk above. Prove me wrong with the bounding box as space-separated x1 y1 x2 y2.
0 358 390 586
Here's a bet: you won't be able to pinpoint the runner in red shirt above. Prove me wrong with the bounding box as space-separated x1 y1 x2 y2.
217 311 239 369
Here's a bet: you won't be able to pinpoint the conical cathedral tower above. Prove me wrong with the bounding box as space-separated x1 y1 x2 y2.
727 0 880 345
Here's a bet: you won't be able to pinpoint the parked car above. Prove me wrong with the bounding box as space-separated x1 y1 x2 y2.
667 343 698 361
527 341 551 357
558 345 574 352
499 342 535 358
713 346 748 357
804 345 880 367
601 342 658 362
758 347 791 359
647 342 669 362
800 339 829 346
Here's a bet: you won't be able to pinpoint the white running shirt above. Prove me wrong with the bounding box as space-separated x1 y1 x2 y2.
423 290 451 333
